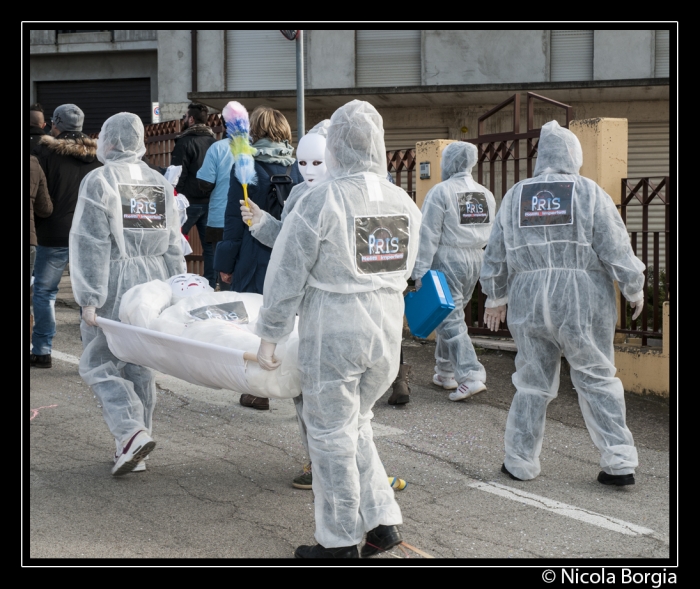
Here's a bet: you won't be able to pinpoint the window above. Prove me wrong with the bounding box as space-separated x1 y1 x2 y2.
550 30 593 82
356 30 421 87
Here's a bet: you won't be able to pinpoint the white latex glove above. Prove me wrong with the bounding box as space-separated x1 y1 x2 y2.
630 299 644 321
257 339 281 371
414 277 422 291
82 306 98 327
484 305 507 332
240 199 263 227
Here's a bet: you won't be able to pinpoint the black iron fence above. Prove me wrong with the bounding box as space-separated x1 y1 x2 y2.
617 177 672 346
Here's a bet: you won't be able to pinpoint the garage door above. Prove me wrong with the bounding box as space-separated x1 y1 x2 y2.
36 78 152 135
226 30 307 91
626 121 670 269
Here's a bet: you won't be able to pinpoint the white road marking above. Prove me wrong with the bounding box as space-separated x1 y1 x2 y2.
469 481 666 542
47 349 80 366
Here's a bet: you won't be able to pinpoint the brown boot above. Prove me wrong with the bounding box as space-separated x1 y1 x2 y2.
240 394 270 410
388 364 411 405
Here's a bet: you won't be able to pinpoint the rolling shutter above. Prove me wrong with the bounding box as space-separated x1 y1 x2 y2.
655 30 670 77
625 122 670 268
226 30 307 91
36 78 151 135
550 30 593 82
356 30 421 87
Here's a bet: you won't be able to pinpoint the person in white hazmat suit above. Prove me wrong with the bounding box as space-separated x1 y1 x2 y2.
480 120 645 486
411 141 495 402
69 112 186 476
253 100 422 558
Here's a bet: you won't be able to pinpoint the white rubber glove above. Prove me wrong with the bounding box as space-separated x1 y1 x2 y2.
257 339 281 371
630 299 644 321
240 199 263 228
82 306 98 327
414 277 422 291
484 305 507 332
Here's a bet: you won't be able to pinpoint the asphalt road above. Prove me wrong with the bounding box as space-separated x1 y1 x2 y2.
26 274 673 564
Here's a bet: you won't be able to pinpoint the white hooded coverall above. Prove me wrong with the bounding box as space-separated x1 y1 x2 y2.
480 120 645 481
69 112 186 447
255 100 422 547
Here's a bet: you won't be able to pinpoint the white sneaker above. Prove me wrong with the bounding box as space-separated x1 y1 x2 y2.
114 452 147 472
433 373 458 390
449 380 487 402
112 431 155 476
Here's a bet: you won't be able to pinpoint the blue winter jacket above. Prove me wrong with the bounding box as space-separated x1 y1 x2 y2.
214 160 303 293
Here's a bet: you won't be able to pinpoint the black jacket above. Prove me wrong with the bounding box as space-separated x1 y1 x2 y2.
29 125 47 154
170 124 216 204
31 132 102 248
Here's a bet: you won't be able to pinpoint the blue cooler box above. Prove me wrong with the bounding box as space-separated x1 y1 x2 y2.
404 270 455 338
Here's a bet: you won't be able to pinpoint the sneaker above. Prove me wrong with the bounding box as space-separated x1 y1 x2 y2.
360 524 403 557
449 380 487 402
433 373 458 390
501 463 523 481
292 463 313 489
598 471 635 486
30 353 52 369
112 431 155 476
114 452 147 472
294 544 359 558
388 476 407 490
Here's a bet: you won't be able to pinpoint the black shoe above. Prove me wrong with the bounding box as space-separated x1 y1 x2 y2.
598 471 635 486
294 544 359 558
30 353 51 369
501 463 523 481
360 525 403 557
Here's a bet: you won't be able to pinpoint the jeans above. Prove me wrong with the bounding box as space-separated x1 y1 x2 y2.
29 245 36 285
32 245 69 356
182 203 215 289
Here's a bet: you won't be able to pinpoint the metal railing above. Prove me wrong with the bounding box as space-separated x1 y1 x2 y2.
386 149 416 200
617 177 672 346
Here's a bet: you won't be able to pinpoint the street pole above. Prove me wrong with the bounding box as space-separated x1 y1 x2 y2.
296 30 305 142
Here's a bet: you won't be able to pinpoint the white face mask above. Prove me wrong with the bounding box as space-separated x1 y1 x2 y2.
296 133 328 186
167 273 213 298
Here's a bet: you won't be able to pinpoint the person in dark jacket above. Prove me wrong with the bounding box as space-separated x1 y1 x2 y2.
215 106 302 410
29 155 53 282
170 103 217 288
29 108 49 153
30 104 102 368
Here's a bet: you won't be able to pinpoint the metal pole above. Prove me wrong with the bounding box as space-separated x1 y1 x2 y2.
296 30 305 142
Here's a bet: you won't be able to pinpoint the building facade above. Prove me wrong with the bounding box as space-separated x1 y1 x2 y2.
29 28 670 175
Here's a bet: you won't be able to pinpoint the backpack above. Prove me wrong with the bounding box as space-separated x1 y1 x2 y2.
260 163 295 220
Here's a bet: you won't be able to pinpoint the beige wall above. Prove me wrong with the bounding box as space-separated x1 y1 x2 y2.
570 117 628 203
614 301 670 398
415 140 456 209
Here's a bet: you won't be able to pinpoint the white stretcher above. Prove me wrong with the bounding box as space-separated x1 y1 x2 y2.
98 317 259 395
